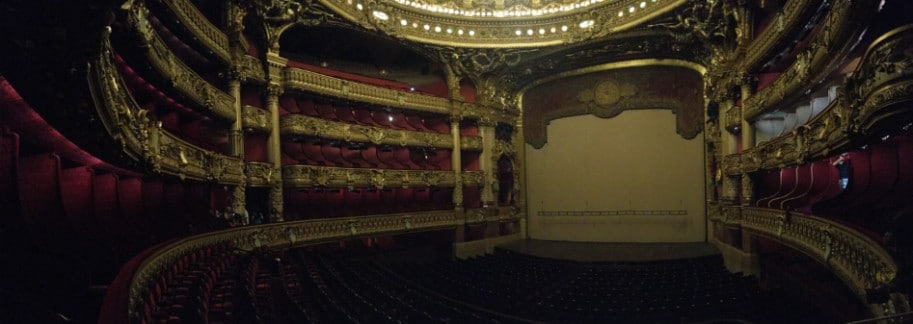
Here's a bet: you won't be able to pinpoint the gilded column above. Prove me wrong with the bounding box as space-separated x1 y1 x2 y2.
478 117 496 207
451 115 464 210
265 53 287 222
740 82 755 205
227 69 245 158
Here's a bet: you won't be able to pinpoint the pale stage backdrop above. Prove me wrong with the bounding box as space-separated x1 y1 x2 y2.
525 110 705 242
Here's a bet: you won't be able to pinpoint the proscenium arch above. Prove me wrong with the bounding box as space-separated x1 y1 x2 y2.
518 59 707 149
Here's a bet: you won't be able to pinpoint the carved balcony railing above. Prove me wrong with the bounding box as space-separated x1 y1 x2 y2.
282 67 455 115
124 3 236 122
121 209 485 322
240 55 267 82
152 0 232 64
721 154 741 176
738 0 818 72
280 114 482 150
849 24 913 133
245 162 276 186
743 0 879 120
91 38 245 185
282 165 484 189
242 105 271 133
720 24 913 175
735 207 896 309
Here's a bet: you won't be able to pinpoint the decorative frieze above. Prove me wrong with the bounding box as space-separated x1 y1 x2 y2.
743 0 879 120
125 2 236 121
738 207 896 306
154 0 231 64
280 114 483 150
282 67 452 114
281 165 483 189
242 105 271 133
91 38 244 185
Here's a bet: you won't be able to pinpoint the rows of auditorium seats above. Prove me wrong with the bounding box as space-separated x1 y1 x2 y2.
283 187 455 220
279 96 452 134
126 244 849 324
383 249 763 323
282 139 453 170
142 242 240 324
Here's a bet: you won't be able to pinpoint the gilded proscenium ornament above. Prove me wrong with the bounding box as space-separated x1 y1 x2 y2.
742 0 879 120
739 207 897 308
319 0 685 48
126 210 463 321
280 114 483 150
90 39 245 185
123 2 236 121
282 67 451 114
153 0 232 64
281 165 484 188
250 0 343 52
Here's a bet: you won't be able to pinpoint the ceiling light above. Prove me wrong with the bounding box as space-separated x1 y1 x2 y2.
355 3 363 10
372 10 389 20
579 20 594 28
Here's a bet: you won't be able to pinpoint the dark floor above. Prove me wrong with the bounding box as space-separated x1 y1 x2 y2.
497 239 721 262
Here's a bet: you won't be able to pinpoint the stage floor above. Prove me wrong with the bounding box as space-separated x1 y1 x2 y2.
496 239 721 263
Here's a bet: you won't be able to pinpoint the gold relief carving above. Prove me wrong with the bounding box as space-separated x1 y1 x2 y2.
282 165 460 188
577 79 638 107
241 55 266 82
269 183 284 222
242 105 271 133
741 207 897 304
282 67 450 114
721 154 741 176
125 3 236 121
280 114 474 149
245 162 276 186
461 171 485 186
743 0 877 120
739 0 812 70
160 0 232 64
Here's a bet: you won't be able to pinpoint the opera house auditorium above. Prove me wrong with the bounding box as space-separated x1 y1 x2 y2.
1 0 912 322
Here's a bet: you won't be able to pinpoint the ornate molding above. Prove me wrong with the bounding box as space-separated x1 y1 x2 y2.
849 25 913 133
245 162 277 186
724 105 741 131
90 37 244 185
240 55 267 82
281 164 483 188
743 0 879 120
242 105 271 133
280 114 482 150
124 1 236 122
152 0 232 64
126 209 461 322
738 207 896 307
737 0 817 72
282 66 453 114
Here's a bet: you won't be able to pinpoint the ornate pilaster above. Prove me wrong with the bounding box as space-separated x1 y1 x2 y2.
227 69 244 158
268 182 284 222
231 179 247 218
740 173 753 205
265 53 287 222
479 117 496 207
451 116 464 210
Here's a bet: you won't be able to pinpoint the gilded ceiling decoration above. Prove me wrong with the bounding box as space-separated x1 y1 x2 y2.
317 0 687 47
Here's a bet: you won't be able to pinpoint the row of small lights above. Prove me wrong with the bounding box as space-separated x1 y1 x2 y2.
353 0 657 38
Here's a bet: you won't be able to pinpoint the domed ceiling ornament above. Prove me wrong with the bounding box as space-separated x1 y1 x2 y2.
315 0 688 47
